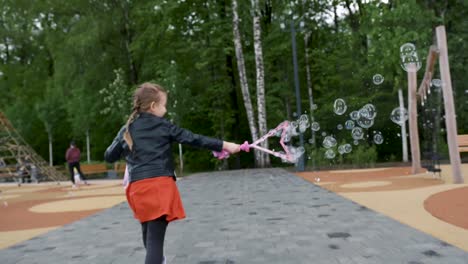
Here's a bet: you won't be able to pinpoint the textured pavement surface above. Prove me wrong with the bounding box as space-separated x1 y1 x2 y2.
1 168 467 264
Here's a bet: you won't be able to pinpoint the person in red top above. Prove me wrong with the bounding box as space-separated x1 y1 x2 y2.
105 83 240 264
65 141 87 187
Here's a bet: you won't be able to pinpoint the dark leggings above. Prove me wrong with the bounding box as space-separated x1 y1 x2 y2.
141 216 168 264
68 162 86 184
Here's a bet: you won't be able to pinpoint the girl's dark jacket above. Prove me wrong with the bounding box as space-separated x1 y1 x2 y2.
104 112 223 182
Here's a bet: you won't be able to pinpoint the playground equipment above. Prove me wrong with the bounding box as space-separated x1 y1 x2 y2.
413 26 463 183
0 112 66 185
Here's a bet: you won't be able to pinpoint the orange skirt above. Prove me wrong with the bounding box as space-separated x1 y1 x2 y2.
126 176 186 223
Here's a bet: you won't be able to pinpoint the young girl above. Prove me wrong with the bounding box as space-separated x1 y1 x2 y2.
104 82 240 264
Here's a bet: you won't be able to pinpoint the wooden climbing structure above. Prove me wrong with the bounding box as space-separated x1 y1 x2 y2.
0 112 66 185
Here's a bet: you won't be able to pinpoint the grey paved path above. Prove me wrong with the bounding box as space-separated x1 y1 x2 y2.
1 168 467 264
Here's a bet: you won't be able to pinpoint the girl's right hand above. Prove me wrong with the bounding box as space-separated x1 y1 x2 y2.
223 141 241 154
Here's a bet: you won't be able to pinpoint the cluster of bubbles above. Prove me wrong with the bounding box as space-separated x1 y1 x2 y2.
308 99 384 160
284 145 305 164
356 104 377 128
284 97 414 162
271 114 310 164
281 44 431 162
400 43 422 73
282 114 310 142
337 144 353 154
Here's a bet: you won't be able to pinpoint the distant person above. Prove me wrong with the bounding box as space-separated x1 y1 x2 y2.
15 158 29 184
65 141 88 187
105 82 240 264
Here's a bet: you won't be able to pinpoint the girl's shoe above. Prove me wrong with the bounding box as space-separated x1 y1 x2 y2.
162 256 166 264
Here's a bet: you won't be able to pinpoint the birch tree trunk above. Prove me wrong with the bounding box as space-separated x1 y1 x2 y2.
231 0 261 165
251 0 269 167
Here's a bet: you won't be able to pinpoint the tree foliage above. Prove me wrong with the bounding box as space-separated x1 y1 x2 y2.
1 0 467 171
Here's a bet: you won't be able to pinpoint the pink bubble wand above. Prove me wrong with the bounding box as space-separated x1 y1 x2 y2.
213 121 296 162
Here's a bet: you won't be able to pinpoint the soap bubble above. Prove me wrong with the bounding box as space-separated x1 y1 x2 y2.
353 140 359 145
290 146 305 163
373 74 384 85
360 104 377 120
401 55 422 73
351 127 364 140
400 43 417 57
298 114 310 133
321 132 327 137
357 115 374 129
431 79 442 87
325 149 336 159
350 111 359 120
343 143 352 153
283 146 305 164
390 107 409 125
333 98 347 115
322 136 337 149
373 133 384 144
288 121 299 136
311 122 320 131
400 43 422 73
345 120 355 130
337 124 343 130
338 145 346 155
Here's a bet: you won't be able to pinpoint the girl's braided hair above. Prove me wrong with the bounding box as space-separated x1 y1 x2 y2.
123 82 166 150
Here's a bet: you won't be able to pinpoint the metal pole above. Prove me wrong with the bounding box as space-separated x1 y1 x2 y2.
48 133 53 166
290 21 305 171
398 89 408 162
86 129 91 163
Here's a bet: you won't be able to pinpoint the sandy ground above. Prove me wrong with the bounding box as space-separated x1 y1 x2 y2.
0 180 126 249
296 163 468 252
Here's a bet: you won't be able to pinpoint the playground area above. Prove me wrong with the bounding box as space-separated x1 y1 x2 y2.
1 165 467 256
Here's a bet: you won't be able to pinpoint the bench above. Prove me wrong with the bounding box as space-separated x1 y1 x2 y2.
457 134 468 153
0 166 30 186
0 166 18 179
80 163 108 175
113 162 126 173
